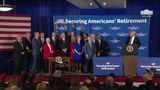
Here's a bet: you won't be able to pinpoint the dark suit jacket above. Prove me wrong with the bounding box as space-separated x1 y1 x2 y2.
58 38 70 56
98 84 119 90
32 37 42 55
125 36 141 47
23 38 32 53
95 40 108 56
50 37 59 51
120 85 137 90
13 41 25 58
40 37 46 45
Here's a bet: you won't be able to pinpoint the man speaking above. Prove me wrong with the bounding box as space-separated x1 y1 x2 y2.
123 31 141 76
125 31 141 47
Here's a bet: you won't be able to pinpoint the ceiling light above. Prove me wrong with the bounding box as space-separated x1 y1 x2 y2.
0 0 14 12
90 3 93 6
103 2 106 5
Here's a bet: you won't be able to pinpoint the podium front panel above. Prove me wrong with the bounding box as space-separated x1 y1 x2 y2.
123 55 137 76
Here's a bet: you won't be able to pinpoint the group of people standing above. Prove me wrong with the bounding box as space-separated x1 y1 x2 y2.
13 31 109 74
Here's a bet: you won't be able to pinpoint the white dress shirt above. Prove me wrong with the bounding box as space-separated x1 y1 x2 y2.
47 43 52 53
52 37 55 41
130 36 135 45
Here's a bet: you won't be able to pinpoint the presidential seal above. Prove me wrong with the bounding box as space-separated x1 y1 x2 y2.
126 45 134 52
55 56 63 64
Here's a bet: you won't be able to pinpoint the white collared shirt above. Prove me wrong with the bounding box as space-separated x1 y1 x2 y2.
18 40 23 47
92 40 95 43
62 38 65 42
98 40 101 45
47 43 52 52
52 37 55 41
41 38 44 43
130 36 135 44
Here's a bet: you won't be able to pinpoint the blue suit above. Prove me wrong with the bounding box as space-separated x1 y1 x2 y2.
84 42 96 72
84 42 96 59
31 37 42 72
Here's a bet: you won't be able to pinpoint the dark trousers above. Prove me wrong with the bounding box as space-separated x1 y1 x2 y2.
32 54 40 73
39 52 45 72
24 53 32 71
44 60 48 73
14 55 24 74
85 58 93 73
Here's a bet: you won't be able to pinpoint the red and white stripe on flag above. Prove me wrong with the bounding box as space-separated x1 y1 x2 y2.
0 14 31 51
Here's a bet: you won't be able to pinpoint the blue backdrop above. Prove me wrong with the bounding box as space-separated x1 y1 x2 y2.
53 15 150 57
93 57 123 76
137 57 160 76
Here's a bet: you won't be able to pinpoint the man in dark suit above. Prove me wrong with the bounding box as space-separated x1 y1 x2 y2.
95 35 109 56
125 31 141 47
23 33 32 71
31 32 43 73
39 32 46 72
13 35 25 74
99 76 119 90
51 32 59 51
40 32 46 45
58 32 70 56
120 77 137 90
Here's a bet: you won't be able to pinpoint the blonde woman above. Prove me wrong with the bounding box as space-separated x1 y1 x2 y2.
74 35 83 72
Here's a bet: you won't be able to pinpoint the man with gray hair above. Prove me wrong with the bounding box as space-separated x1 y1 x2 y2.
13 35 25 74
32 32 43 73
54 70 62 77
98 76 119 90
84 36 96 73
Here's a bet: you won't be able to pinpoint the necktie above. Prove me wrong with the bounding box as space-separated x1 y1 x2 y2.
20 42 23 48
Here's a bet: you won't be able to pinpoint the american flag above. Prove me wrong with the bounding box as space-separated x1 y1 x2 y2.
0 14 31 51
56 19 65 24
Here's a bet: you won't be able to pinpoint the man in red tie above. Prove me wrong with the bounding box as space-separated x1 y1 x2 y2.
13 35 25 74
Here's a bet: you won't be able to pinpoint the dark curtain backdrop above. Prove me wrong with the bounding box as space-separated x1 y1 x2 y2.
0 0 159 73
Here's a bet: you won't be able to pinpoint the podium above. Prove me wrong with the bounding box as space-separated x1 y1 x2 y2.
48 56 70 74
48 51 71 74
122 44 138 76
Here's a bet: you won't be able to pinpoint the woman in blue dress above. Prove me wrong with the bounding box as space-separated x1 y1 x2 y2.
74 35 83 73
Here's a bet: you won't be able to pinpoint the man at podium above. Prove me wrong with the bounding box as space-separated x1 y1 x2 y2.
123 31 141 76
125 31 141 47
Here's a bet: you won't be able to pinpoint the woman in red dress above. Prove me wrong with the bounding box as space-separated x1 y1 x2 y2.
70 36 76 72
43 38 54 73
